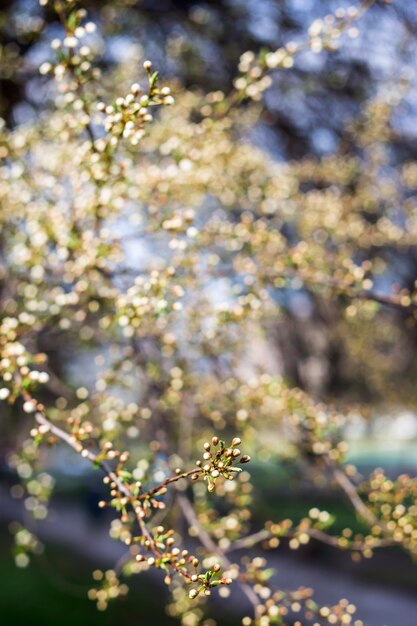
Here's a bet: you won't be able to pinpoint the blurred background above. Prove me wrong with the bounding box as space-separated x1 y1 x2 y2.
2 1 417 625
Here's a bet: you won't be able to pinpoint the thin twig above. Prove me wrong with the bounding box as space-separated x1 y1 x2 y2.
225 526 395 553
325 460 379 527
33 411 192 581
324 459 391 538
177 494 260 611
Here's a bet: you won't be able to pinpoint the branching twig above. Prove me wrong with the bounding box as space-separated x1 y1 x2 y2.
177 494 260 611
225 525 395 553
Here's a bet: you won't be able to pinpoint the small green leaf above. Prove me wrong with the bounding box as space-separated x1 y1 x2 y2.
66 10 79 31
149 71 159 90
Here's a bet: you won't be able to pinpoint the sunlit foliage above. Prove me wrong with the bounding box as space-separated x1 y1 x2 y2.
1 1 417 625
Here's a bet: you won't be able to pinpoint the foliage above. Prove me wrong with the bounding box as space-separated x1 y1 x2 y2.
1 1 417 625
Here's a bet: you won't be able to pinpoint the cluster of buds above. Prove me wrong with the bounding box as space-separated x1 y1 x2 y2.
132 527 232 595
88 569 128 611
97 61 174 148
97 446 135 517
241 587 356 626
285 387 348 464
194 436 251 493
39 5 98 84
361 469 417 556
0 320 50 405
114 269 183 339
11 522 43 569
234 4 367 102
187 559 232 599
135 526 189 584
66 415 95 444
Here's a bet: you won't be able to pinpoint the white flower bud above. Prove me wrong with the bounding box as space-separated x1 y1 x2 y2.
64 36 78 48
39 62 52 75
38 372 50 384
0 388 10 400
85 22 97 33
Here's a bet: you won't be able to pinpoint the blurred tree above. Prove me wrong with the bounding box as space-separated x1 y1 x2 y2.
2 1 417 625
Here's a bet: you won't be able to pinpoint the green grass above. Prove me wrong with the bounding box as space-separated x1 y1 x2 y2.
250 462 370 534
0 534 179 626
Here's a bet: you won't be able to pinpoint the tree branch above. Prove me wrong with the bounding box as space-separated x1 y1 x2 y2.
177 494 260 612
